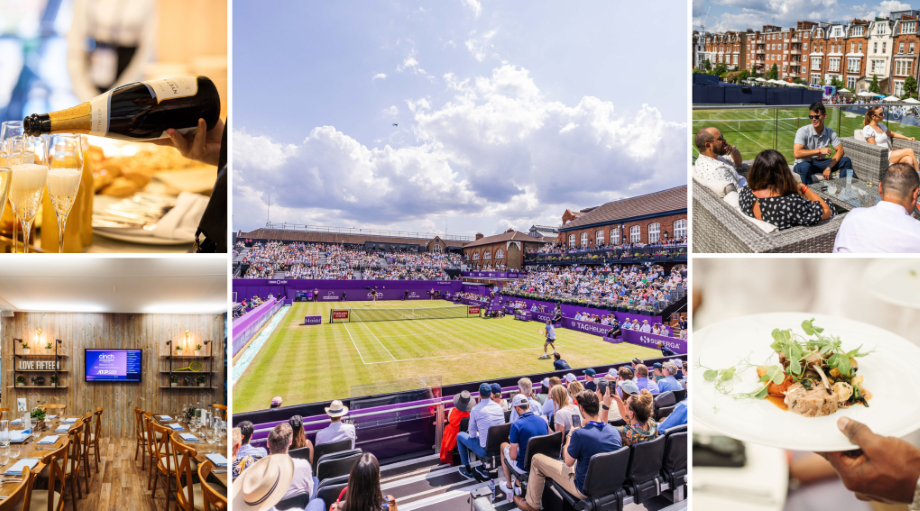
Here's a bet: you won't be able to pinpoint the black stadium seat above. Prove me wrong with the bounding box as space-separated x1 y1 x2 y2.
656 405 676 421
672 388 687 402
510 431 564 493
459 416 470 433
625 435 667 504
312 438 353 465
316 448 363 483
549 446 631 511
475 422 512 476
664 424 687 435
289 445 313 463
661 431 688 491
314 476 349 510
654 391 676 409
274 492 311 511
608 419 626 427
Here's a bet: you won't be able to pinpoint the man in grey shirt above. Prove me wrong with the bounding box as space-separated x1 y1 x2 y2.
793 101 854 184
540 320 557 359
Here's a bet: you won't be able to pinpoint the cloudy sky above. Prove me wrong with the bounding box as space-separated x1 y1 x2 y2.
233 1 688 237
694 0 915 33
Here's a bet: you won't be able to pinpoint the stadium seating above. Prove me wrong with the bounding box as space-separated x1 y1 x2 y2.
312 438 353 466
509 430 564 494
549 446 631 511
475 423 513 478
316 448 364 483
289 445 313 463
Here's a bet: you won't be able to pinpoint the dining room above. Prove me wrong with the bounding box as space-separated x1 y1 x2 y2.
0 257 228 510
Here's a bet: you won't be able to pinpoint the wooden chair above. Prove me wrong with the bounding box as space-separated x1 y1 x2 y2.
149 419 195 510
172 436 208 511
38 420 82 511
87 407 103 474
212 404 227 421
0 465 31 511
134 407 148 470
79 412 93 488
23 439 69 511
42 404 66 418
198 460 228 511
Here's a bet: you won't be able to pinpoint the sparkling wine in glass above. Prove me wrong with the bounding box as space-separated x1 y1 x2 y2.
47 135 84 253
0 121 24 252
8 136 48 253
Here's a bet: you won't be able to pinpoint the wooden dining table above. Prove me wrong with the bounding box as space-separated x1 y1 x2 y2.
0 416 77 500
152 413 229 488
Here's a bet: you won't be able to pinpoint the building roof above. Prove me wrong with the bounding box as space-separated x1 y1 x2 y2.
238 228 469 247
462 230 547 249
559 186 688 231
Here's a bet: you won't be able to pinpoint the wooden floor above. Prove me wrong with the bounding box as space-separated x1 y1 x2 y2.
74 437 171 511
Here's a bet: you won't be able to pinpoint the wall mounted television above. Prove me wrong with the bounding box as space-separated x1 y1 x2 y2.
85 349 143 382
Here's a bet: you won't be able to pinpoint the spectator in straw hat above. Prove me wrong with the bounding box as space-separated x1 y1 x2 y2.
315 399 356 448
440 391 475 465
233 455 295 511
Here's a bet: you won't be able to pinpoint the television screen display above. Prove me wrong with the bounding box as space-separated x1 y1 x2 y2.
85 349 143 382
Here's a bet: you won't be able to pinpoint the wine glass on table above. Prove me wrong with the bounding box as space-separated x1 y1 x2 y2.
7 136 48 253
0 419 9 471
0 121 24 252
47 135 84 253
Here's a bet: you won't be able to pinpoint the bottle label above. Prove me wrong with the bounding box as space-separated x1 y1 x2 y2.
89 90 112 137
144 77 199 104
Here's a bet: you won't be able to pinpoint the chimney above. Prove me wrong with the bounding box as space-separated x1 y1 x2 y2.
475 233 484 240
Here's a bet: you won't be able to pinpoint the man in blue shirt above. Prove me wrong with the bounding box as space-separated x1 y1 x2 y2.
658 400 687 433
553 352 571 370
540 320 557 359
235 421 267 462
515 391 621 511
457 383 506 481
500 394 549 499
634 364 660 394
582 368 597 392
657 362 683 393
510 378 543 422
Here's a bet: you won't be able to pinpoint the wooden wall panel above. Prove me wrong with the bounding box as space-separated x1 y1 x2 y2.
0 312 225 439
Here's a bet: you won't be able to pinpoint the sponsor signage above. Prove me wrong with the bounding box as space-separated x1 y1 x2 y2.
563 317 616 337
621 329 687 354
514 311 531 321
304 315 322 325
462 271 528 279
468 306 481 315
332 310 350 320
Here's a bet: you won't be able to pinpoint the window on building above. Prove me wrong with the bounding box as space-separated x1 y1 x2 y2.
895 80 904 96
473 251 480 260
897 59 913 76
847 76 857 89
433 244 442 253
829 58 839 71
784 43 788 50
912 42 916 53
900 42 905 53
580 232 588 247
483 250 490 260
495 248 503 259
648 223 660 244
811 73 821 85
629 225 641 243
874 42 878 53
804 42 808 50
883 42 887 53
610 228 620 246
673 220 687 239
859 42 863 52
848 58 859 72
850 42 854 53
595 230 604 246
568 234 575 247
812 57 821 70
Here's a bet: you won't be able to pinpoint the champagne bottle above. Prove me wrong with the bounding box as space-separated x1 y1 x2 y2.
23 76 220 141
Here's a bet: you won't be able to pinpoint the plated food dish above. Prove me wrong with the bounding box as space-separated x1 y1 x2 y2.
694 313 920 451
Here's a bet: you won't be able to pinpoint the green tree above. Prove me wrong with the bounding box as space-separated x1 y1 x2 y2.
903 75 918 98
869 74 881 93
829 76 843 89
767 63 779 80
794 77 807 85
738 69 750 81
704 59 711 71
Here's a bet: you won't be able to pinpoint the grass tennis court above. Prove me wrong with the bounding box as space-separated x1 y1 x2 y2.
233 300 661 413
692 107 920 164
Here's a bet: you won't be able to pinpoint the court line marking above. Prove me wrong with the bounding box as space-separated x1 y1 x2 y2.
342 323 368 365
361 321 397 361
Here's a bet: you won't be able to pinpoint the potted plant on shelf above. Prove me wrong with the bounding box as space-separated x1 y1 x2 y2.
31 376 45 387
170 375 178 388
16 376 25 387
197 375 207 387
176 345 183 355
183 376 196 387
21 342 29 355
44 342 53 355
50 376 57 387
194 344 202 356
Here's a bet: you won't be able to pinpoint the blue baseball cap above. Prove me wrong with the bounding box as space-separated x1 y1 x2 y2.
583 368 596 377
479 383 492 397
490 383 502 396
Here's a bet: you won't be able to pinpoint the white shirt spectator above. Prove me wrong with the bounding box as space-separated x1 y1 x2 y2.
314 421 356 448
640 323 652 333
833 201 920 253
693 154 747 188
468 399 505 448
281 458 314 500
509 396 543 422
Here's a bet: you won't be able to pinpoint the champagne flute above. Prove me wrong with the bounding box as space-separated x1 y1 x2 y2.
7 136 48 253
47 135 83 253
0 121 23 252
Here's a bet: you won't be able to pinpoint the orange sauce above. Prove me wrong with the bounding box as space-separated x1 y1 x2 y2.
766 394 788 411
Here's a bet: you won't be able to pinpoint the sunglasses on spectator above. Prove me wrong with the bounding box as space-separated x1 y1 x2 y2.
808 115 822 120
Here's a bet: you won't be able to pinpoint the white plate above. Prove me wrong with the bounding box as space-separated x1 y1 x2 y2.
693 312 920 451
863 259 920 309
92 229 194 246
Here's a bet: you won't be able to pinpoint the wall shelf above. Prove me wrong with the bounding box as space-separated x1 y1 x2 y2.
158 386 218 390
7 386 68 389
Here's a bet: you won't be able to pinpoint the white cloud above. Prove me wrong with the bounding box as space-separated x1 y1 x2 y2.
465 30 498 62
233 65 686 230
696 0 842 32
461 0 482 18
382 105 399 116
372 73 387 81
396 50 435 82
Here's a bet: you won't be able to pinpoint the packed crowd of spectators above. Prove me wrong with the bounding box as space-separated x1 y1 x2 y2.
528 238 688 256
502 264 686 311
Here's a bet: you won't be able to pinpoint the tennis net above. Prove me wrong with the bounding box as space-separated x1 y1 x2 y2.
329 305 480 323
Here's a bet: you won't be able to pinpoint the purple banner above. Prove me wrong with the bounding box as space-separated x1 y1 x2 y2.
462 271 528 279
562 317 617 337
232 296 280 357
493 295 662 325
304 315 322 325
514 311 531 321
233 279 463 303
621 329 687 354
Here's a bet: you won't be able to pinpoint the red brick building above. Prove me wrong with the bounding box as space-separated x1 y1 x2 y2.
558 186 687 249
462 230 547 270
891 16 920 95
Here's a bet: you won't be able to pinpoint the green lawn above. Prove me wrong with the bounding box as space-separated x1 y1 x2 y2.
692 107 920 165
233 300 660 413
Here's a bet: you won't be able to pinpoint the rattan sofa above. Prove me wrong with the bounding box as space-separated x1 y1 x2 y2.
839 135 920 182
692 178 846 253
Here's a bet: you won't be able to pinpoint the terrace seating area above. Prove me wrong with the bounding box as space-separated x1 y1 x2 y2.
525 245 687 266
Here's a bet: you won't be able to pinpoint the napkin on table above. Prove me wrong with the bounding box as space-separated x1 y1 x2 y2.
168 423 185 431
38 435 60 445
178 433 199 443
10 430 32 443
152 192 208 240
205 453 228 467
4 459 39 476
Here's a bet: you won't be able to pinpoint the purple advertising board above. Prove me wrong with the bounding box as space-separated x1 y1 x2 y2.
304 315 322 325
233 279 463 303
621 329 687 355
85 349 142 382
232 296 281 357
462 271 527 279
496 295 662 325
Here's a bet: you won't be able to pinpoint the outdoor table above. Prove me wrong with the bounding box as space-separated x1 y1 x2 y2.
815 177 920 219
153 414 228 487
